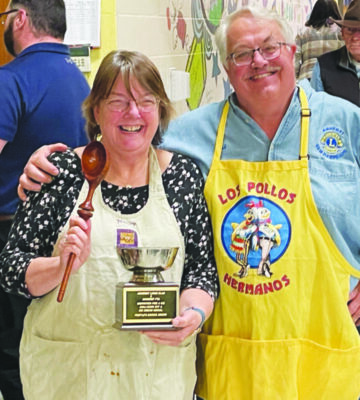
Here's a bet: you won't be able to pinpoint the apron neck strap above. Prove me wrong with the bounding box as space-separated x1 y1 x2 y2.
212 87 311 163
210 101 230 170
298 86 311 160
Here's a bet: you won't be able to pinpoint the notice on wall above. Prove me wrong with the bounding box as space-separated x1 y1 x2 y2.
64 0 101 47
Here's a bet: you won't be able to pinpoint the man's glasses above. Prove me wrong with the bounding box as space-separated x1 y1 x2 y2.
0 9 19 25
227 42 289 66
343 27 360 35
105 95 159 113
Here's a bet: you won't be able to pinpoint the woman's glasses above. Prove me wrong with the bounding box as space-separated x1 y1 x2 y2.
105 95 159 113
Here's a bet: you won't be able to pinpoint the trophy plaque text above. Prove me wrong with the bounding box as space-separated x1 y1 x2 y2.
114 247 179 330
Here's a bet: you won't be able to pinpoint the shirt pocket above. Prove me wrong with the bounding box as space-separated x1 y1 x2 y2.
310 159 358 217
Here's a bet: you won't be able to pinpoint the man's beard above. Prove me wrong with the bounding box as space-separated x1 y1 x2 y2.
4 19 16 57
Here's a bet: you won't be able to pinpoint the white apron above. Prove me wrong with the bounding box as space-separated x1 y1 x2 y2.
20 147 197 400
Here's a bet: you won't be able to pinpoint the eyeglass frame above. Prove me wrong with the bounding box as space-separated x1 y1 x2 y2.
342 26 360 35
226 41 290 67
0 9 19 25
104 95 160 114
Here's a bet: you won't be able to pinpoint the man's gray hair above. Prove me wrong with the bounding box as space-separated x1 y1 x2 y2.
215 6 295 65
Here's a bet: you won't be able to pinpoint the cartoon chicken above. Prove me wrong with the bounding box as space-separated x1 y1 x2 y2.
230 202 258 278
230 200 282 278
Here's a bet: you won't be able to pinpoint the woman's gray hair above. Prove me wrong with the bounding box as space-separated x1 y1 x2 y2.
215 7 295 65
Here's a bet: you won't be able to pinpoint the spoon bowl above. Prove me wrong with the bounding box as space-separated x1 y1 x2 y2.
82 140 108 180
78 141 109 217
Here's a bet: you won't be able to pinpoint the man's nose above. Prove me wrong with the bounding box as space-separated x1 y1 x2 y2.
251 49 268 66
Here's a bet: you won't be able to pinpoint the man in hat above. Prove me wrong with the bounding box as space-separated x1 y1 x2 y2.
311 0 360 105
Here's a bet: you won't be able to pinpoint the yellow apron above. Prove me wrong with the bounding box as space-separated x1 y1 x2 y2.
20 147 197 400
196 88 360 400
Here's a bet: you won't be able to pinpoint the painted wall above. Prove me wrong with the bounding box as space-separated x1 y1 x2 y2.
85 0 117 83
89 0 313 116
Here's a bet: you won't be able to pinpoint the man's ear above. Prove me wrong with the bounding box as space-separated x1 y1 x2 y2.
289 44 297 57
13 8 27 31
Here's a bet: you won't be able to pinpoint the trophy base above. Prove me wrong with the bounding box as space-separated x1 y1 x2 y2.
113 281 179 331
113 322 176 331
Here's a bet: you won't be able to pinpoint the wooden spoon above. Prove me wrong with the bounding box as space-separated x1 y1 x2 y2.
57 140 109 303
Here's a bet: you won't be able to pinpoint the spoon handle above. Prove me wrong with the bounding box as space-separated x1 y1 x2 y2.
57 209 93 303
56 139 108 303
57 253 76 302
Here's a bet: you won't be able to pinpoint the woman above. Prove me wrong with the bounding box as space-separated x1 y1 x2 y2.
0 50 217 400
295 0 344 80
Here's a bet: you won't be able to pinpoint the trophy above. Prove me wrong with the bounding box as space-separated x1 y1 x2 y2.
113 246 179 330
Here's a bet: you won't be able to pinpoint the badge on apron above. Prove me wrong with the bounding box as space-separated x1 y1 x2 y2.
116 219 139 248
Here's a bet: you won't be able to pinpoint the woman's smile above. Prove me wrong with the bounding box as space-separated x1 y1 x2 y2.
119 124 143 133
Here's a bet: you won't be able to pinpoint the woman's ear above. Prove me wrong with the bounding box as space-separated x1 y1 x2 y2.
93 105 100 125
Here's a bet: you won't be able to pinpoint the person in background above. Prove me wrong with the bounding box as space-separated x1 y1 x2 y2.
0 0 89 398
311 0 360 105
295 0 343 80
0 49 216 400
16 6 360 400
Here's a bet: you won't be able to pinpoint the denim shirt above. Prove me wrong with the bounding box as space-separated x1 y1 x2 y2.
162 79 360 289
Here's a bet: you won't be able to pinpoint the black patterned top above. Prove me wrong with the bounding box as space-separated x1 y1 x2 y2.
0 150 218 300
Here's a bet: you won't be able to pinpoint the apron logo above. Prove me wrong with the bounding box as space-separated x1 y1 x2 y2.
222 196 291 279
316 127 346 159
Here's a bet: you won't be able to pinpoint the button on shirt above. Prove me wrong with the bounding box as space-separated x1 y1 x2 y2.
162 79 360 290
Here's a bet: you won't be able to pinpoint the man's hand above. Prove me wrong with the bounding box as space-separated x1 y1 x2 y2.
348 281 360 326
18 143 68 200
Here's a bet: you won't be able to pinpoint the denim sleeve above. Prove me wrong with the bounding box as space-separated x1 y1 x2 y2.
310 62 324 91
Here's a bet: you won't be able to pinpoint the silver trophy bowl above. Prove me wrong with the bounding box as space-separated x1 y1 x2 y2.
117 246 179 283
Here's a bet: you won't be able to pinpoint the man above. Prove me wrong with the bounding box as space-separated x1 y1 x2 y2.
14 6 360 400
311 0 360 105
0 0 89 398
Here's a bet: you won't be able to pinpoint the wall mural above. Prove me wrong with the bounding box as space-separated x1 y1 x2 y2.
167 0 313 110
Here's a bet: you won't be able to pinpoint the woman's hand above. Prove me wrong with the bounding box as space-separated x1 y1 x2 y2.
59 216 92 274
18 143 67 201
141 288 214 346
141 307 203 346
25 216 91 297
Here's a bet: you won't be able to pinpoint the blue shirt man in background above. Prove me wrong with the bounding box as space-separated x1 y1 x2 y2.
0 0 89 398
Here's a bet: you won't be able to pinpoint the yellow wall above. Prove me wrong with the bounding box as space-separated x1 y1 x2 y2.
85 0 116 85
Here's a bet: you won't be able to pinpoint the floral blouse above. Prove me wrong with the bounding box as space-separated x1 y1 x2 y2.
0 150 218 300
